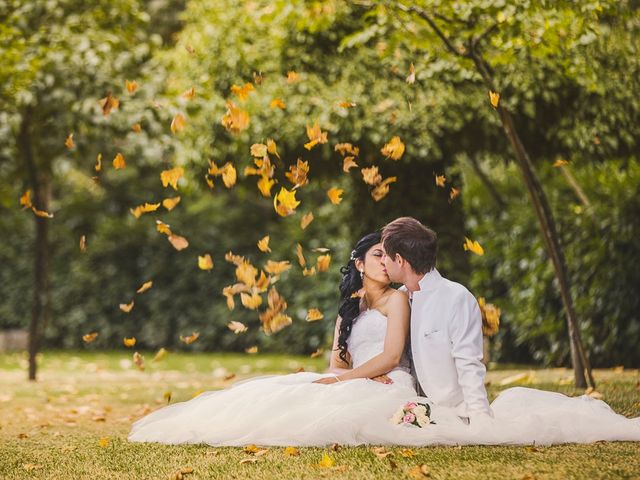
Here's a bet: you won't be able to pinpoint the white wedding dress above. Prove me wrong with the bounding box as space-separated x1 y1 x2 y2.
129 309 640 446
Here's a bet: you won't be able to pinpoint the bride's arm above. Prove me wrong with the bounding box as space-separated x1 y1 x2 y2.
334 290 409 382
326 316 352 374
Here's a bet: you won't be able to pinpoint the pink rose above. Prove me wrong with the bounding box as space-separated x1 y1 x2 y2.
402 413 416 424
404 402 417 410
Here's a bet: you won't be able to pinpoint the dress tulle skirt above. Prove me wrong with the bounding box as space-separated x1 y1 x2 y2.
128 371 640 446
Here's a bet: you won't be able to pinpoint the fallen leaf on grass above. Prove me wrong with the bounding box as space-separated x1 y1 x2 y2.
133 352 144 371
407 464 430 479
372 446 392 459
318 452 335 468
98 437 110 447
172 467 194 480
399 448 415 458
284 446 299 456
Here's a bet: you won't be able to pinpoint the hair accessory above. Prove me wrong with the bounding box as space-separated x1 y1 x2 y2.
349 249 357 261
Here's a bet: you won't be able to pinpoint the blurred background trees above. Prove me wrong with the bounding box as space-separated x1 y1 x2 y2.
1 0 638 379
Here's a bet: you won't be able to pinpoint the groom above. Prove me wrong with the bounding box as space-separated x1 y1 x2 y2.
381 217 492 422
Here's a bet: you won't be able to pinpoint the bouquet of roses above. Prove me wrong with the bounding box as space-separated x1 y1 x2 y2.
390 401 433 428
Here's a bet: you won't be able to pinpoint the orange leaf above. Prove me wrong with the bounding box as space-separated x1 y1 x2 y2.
241 292 263 310
163 196 181 211
463 237 484 256
285 158 310 188
553 159 569 168
489 91 500 108
257 235 271 253
31 206 54 218
198 254 214 271
182 87 196 100
449 187 460 202
79 235 86 252
338 100 356 108
371 177 397 202
113 153 126 170
245 346 258 354
304 122 328 150
435 174 446 187
318 453 335 468
257 176 276 197
119 301 134 313
168 234 189 251
82 332 98 343
95 153 102 172
286 71 300 84
130 202 161 218
123 337 136 347
221 101 250 133
65 133 74 149
270 98 286 109
20 190 32 209
306 309 324 321
152 347 168 362
273 187 300 216
125 80 138 94
99 93 119 116
327 187 344 205
335 143 359 157
228 321 248 334
171 113 187 134
230 83 255 101
131 123 142 133
180 332 200 345
342 156 358 172
264 260 291 275
284 447 299 456
296 243 306 267
317 254 331 272
300 212 314 230
98 437 110 448
160 167 184 190
361 166 382 186
156 220 172 236
381 136 405 161
267 139 280 159
136 281 153 294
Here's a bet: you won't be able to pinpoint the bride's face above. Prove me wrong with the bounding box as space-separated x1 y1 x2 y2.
357 243 390 286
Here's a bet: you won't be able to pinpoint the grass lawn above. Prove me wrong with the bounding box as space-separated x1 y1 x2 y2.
1 350 639 479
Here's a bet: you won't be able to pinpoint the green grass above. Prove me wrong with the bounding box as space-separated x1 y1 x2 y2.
1 350 639 479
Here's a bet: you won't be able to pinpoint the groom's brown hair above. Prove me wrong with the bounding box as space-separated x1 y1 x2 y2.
382 217 437 274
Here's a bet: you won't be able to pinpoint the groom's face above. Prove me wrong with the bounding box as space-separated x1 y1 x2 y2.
381 247 403 283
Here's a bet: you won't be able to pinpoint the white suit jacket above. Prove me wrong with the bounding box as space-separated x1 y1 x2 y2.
407 268 491 419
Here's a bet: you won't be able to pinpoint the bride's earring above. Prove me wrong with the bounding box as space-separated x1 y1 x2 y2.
359 270 364 280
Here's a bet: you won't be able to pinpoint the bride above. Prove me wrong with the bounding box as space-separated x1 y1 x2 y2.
129 232 640 446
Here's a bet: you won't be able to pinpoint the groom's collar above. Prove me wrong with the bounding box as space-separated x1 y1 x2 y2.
416 268 443 293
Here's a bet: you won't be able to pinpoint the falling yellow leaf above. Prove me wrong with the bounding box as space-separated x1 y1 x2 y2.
304 122 328 150
399 448 415 458
327 187 344 205
31 207 54 218
19 190 32 209
245 346 258 354
182 87 196 100
318 453 335 468
125 80 138 94
95 153 102 172
241 292 263 310
361 166 382 186
489 90 500 108
198 254 214 271
131 123 142 133
228 321 248 334
335 143 359 157
123 337 136 347
98 437 110 448
133 352 145 370
171 113 187 134
300 212 314 229
99 93 119 116
303 266 316 276
285 158 310 188
113 153 126 170
119 301 135 313
79 235 86 252
163 196 181 211
257 235 271 253
180 332 200 345
221 163 237 188
338 100 356 108
230 83 255 101
463 237 485 256
270 98 286 109
257 176 276 197
274 187 300 216
160 167 185 190
286 71 300 84
82 332 98 343
251 143 268 158
553 159 569 168
256 270 269 291
130 202 161 218
371 177 397 202
406 63 416 84
478 297 501 337
306 309 324 322
261 312 292 335
266 139 280 159
156 220 172 236
317 254 331 272
435 174 446 187
168 234 189 251
449 187 460 202
65 133 74 149
236 261 258 287
152 347 168 362
342 156 358 172
296 243 306 267
381 136 405 161
264 260 292 276
284 447 299 456
221 101 250 134
310 349 323 358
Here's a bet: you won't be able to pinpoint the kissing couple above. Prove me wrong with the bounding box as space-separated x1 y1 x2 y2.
130 217 640 446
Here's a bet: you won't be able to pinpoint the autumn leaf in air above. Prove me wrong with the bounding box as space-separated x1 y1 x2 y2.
338 100 356 108
317 254 331 272
163 196 181 211
381 136 405 161
119 301 135 313
306 309 324 322
31 207 54 218
449 187 460 202
198 254 214 271
130 202 161 218
489 91 500 108
270 98 286 109
113 153 126 169
82 332 98 343
125 80 138 94
264 260 292 275
123 337 136 347
133 352 145 370
361 166 382 186
95 153 102 172
230 83 255 101
245 346 258 354
257 176 276 197
463 237 485 256
303 266 316 276
19 190 32 209
327 187 344 205
435 174 446 187
273 187 300 216
131 123 142 133
257 235 271 253
285 158 310 188
182 87 196 100
300 212 314 229
406 63 416 84
296 243 306 267
180 332 200 345
136 281 153 294
160 166 184 190
304 122 328 150
152 347 168 362
553 159 569 167
168 234 189 251
371 177 397 202
99 93 119 116
267 139 280 159
251 143 268 158
343 156 358 172
171 113 187 134
79 235 87 252
286 71 300 84
241 292 262 310
65 133 74 149
236 261 258 287
156 220 172 235
478 297 501 337
335 143 359 157
228 321 248 334
221 101 250 133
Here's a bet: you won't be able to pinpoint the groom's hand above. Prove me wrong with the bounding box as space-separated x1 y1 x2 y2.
371 374 393 384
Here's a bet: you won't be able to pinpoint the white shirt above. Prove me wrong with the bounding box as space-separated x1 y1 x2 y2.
408 268 492 419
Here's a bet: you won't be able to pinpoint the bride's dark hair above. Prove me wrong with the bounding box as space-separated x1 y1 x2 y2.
336 232 381 364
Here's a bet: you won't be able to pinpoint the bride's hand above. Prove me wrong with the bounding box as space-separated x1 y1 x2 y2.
313 376 340 385
371 374 393 384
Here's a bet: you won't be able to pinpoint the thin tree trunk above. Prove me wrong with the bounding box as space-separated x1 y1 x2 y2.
466 156 506 208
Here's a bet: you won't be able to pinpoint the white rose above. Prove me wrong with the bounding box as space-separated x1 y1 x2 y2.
416 414 430 427
413 405 427 416
390 407 405 425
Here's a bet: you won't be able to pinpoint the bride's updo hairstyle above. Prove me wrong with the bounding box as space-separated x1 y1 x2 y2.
336 232 381 364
